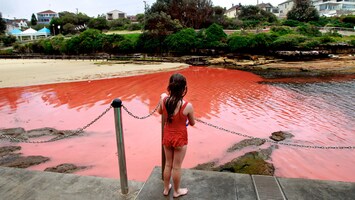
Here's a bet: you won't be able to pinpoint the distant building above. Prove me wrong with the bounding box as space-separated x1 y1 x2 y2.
257 2 280 17
224 3 242 18
37 10 59 24
312 0 355 16
106 10 127 20
5 19 28 32
278 0 355 18
278 0 294 18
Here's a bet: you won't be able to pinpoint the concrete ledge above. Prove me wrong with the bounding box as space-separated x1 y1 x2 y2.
0 167 144 200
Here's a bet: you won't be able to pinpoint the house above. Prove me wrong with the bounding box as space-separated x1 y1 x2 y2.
278 0 294 18
224 3 242 18
257 2 280 17
106 10 127 20
5 19 28 32
37 10 59 24
312 0 355 16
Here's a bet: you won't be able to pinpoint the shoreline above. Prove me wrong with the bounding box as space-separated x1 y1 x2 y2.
0 59 189 88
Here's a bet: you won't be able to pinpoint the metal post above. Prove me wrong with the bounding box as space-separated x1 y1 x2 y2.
161 114 166 180
111 99 129 195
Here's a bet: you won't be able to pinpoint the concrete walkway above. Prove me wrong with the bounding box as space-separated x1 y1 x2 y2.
0 166 143 200
137 167 355 200
1 166 355 200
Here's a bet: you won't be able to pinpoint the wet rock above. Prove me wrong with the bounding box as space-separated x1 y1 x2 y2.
0 146 21 157
193 161 217 171
257 145 278 160
0 127 28 141
44 163 87 173
270 131 294 142
227 138 265 152
215 151 274 176
0 155 49 168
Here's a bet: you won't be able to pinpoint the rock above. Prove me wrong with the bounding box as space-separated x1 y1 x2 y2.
269 131 294 142
215 151 274 176
44 163 87 173
0 155 49 168
257 145 278 160
0 127 28 141
0 146 21 157
227 138 265 152
193 161 217 171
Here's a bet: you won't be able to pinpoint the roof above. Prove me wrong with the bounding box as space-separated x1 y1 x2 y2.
278 0 293 6
107 10 125 14
38 27 50 33
22 28 37 34
10 29 22 35
37 10 57 14
226 4 242 13
257 3 274 8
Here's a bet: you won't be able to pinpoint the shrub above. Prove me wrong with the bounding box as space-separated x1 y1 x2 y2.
228 35 251 51
165 28 196 53
249 33 276 49
271 34 307 50
282 19 302 27
319 35 336 44
270 26 294 36
297 24 321 37
299 39 321 49
348 40 355 46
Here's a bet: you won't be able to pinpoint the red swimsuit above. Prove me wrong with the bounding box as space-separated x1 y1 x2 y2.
162 98 188 147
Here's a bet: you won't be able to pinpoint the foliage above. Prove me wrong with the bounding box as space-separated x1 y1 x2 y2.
108 18 131 30
342 15 355 25
348 40 355 46
0 35 17 46
87 17 108 31
203 23 227 48
238 6 277 24
31 14 37 26
149 0 214 29
228 34 251 51
165 28 197 53
299 39 321 50
287 0 319 22
136 32 164 53
63 23 77 35
282 19 302 27
318 35 336 44
297 24 321 37
270 26 294 36
271 34 307 50
145 12 182 36
0 17 6 34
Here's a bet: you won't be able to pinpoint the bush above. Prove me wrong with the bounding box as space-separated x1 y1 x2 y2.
348 40 355 46
0 35 17 46
297 24 321 37
282 19 302 27
271 34 307 50
249 33 276 49
319 35 336 44
270 26 294 36
299 39 321 49
228 35 251 51
165 28 196 53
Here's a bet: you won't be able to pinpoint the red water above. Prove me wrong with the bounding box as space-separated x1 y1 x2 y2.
1 66 354 182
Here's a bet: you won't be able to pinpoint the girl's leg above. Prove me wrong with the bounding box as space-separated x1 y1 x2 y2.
172 145 188 197
163 146 173 195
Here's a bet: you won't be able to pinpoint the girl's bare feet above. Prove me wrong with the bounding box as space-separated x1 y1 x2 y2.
173 188 188 198
163 184 172 196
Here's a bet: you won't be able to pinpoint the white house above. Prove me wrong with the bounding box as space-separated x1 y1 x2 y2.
224 3 242 18
106 10 127 20
312 0 355 16
278 0 294 18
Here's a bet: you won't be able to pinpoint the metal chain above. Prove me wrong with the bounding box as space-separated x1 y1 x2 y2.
122 102 160 119
0 106 112 143
195 118 355 150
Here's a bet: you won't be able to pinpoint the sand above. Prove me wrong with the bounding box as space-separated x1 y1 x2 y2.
0 59 189 88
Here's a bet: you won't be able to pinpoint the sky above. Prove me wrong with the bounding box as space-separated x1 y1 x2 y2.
0 0 285 20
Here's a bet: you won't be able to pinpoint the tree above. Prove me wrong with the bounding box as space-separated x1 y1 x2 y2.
238 5 277 24
287 0 319 22
0 17 6 34
31 14 37 26
165 28 197 53
87 17 108 31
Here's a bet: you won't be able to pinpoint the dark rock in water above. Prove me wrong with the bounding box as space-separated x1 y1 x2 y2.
227 138 265 152
0 146 21 157
0 155 49 168
44 163 87 173
270 131 294 142
258 145 278 160
0 128 28 141
216 151 274 176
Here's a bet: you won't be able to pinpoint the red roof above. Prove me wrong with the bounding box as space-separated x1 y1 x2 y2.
37 10 57 14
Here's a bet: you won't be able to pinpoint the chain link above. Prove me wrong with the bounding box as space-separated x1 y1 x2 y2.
122 102 160 119
0 106 112 143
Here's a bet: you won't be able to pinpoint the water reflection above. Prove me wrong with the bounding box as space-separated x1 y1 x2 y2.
0 67 354 182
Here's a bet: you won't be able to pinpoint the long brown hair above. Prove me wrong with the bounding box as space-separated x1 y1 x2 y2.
165 73 187 123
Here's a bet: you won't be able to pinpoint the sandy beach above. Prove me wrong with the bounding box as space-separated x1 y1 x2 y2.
0 59 189 88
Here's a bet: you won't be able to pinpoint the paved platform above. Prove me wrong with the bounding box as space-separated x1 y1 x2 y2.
136 166 355 200
1 166 355 200
0 166 143 200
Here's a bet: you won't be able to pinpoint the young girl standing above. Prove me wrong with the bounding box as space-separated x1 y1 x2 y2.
158 73 195 198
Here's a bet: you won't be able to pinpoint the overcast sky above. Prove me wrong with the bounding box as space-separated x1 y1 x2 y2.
0 0 285 20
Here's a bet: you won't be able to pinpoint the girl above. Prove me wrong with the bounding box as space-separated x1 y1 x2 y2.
158 73 195 198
